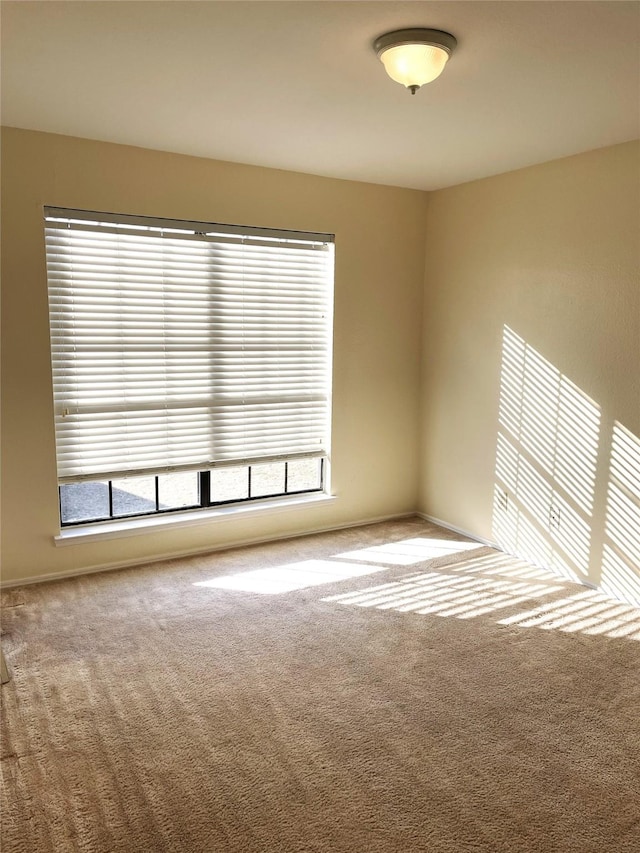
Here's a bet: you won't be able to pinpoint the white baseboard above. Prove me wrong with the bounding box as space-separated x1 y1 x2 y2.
415 513 500 550
0 510 416 589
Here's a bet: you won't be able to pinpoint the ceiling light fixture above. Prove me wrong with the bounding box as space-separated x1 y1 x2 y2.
374 28 457 94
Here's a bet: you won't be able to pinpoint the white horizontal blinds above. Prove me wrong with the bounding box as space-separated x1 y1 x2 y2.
45 209 334 483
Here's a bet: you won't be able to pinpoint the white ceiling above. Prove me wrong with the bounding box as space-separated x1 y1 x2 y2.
2 1 639 190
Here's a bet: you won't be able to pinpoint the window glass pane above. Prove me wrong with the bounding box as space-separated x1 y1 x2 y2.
60 481 110 523
211 467 249 503
158 471 199 510
287 458 322 492
111 476 157 517
251 462 285 498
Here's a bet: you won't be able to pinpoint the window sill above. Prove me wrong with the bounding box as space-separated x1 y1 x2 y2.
54 492 337 546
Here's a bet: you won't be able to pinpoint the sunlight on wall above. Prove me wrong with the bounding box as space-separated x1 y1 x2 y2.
600 422 640 607
492 327 601 581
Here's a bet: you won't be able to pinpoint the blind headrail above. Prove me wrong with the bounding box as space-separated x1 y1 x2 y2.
44 206 334 246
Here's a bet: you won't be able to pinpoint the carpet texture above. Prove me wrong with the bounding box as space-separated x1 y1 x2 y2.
1 518 639 852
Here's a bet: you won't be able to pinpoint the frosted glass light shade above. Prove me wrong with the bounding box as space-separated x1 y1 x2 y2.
374 29 457 93
379 44 449 88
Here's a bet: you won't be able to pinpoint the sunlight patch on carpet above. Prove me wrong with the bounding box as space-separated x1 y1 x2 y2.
194 558 390 594
332 537 482 566
323 556 640 640
323 571 564 619
194 536 483 595
498 589 640 638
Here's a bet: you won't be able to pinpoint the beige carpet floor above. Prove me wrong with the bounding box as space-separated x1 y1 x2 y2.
1 517 639 852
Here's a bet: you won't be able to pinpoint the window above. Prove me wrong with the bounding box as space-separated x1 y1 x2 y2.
44 208 334 526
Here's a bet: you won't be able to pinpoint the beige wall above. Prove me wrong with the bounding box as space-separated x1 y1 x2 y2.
1 128 428 584
2 129 638 598
420 141 640 599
